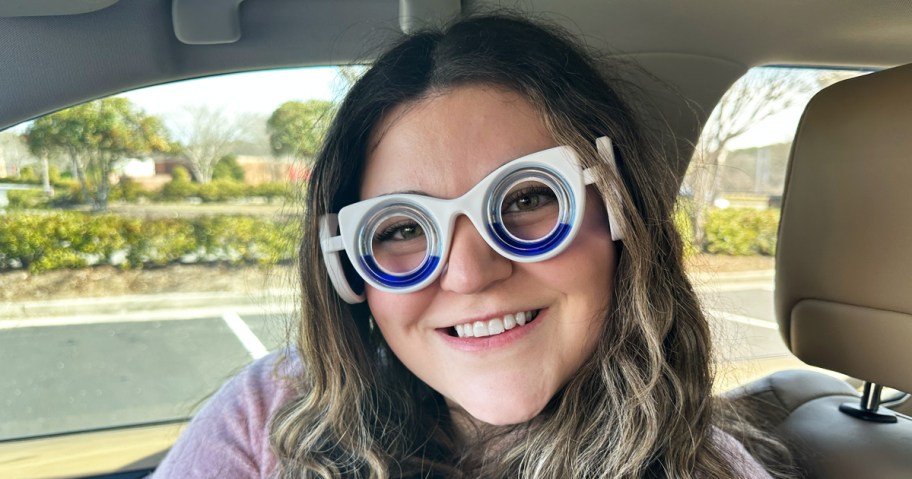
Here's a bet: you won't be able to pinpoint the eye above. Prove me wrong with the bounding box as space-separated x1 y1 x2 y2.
375 220 425 242
502 185 557 213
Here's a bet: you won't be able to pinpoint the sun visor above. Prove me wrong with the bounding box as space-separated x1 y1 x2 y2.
173 0 245 45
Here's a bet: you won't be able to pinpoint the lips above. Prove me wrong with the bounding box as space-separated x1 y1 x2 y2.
446 309 541 338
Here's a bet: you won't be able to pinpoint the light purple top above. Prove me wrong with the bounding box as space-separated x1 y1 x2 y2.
153 352 774 478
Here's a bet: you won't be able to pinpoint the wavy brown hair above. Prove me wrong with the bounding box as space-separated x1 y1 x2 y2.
270 13 796 478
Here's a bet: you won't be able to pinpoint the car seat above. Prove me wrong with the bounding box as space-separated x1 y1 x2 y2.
725 63 912 478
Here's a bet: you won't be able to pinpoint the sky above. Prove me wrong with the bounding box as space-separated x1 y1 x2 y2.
121 63 824 149
116 66 347 144
727 106 805 150
5 66 348 141
118 64 811 150
8 65 823 150
121 66 344 118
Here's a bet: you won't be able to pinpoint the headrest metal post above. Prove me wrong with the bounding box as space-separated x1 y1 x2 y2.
838 381 898 423
862 382 883 411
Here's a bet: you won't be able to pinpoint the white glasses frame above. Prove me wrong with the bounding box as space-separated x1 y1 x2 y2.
320 136 624 303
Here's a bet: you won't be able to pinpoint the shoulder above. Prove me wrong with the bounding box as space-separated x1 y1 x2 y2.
710 427 774 479
152 350 303 478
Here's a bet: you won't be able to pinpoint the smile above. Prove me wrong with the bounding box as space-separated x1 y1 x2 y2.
451 309 541 338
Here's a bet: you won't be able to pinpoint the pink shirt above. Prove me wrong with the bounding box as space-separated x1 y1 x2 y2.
152 352 298 478
153 352 773 478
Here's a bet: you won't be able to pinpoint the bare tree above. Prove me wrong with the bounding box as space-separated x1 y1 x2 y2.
0 131 35 178
333 65 366 98
232 112 271 156
178 105 249 183
684 68 839 248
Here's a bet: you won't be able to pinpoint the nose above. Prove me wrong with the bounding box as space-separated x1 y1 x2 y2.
438 215 512 294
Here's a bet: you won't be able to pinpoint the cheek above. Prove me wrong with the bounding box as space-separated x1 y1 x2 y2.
555 243 615 318
554 191 618 301
582 189 615 242
583 191 618 280
365 287 434 338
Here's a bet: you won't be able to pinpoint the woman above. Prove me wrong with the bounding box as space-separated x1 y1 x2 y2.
156 13 794 478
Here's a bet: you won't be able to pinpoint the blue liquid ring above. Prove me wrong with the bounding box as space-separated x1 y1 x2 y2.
487 222 572 257
361 254 441 289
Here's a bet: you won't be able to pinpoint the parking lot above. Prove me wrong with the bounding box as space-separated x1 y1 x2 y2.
0 274 803 441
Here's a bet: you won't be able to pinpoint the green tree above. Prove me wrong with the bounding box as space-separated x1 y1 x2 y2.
212 154 245 182
159 165 197 200
266 100 334 163
25 97 171 211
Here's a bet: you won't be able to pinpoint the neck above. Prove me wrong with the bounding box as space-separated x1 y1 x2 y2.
446 401 523 464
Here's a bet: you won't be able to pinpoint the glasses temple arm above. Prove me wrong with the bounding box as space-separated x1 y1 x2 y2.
593 136 625 241
319 214 366 304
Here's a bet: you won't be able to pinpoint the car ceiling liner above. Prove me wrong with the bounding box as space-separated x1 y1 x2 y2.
169 0 460 45
399 0 461 33
0 0 118 17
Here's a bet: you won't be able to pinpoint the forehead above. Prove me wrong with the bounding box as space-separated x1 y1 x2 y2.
361 86 556 200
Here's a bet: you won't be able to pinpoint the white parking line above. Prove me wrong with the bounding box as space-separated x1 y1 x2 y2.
708 309 779 330
695 281 774 293
222 311 269 360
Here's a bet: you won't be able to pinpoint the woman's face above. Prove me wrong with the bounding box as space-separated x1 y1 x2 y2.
361 85 617 425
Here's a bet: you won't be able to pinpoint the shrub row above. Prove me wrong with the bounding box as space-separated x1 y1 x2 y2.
703 207 779 256
0 212 301 273
672 204 698 258
5 178 294 208
153 177 294 204
1 205 778 274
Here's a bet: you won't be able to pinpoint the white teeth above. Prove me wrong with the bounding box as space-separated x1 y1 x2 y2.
453 310 538 338
516 311 527 326
473 321 488 337
488 318 505 335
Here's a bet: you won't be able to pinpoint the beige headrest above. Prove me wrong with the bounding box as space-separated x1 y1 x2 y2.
776 64 912 393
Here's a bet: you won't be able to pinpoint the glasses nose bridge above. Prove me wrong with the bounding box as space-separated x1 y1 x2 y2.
436 189 497 260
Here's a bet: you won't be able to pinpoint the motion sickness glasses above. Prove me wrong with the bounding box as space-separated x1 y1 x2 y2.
320 137 624 304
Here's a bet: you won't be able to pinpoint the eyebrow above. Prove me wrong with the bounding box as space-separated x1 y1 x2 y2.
378 189 437 198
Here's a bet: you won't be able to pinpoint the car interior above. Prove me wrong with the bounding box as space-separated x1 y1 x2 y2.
726 64 912 478
1 1 911 478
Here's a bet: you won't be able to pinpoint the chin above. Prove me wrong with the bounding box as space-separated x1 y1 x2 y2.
457 393 550 426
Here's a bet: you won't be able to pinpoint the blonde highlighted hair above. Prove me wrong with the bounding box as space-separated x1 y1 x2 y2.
270 12 796 478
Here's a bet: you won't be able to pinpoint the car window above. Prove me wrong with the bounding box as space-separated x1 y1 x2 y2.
0 66 359 442
679 66 870 391
0 63 883 477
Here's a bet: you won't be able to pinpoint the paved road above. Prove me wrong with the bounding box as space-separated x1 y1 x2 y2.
0 312 288 440
0 279 784 441
698 281 788 362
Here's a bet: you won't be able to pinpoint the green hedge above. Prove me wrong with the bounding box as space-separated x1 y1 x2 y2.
704 207 779 256
673 200 698 258
0 211 300 273
5 177 293 207
7 190 49 209
167 179 292 204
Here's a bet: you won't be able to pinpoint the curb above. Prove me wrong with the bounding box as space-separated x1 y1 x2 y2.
688 269 774 285
1 272 774 320
0 289 297 320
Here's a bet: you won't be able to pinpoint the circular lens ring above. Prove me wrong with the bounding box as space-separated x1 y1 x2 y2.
486 167 576 257
357 203 441 289
494 175 565 244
